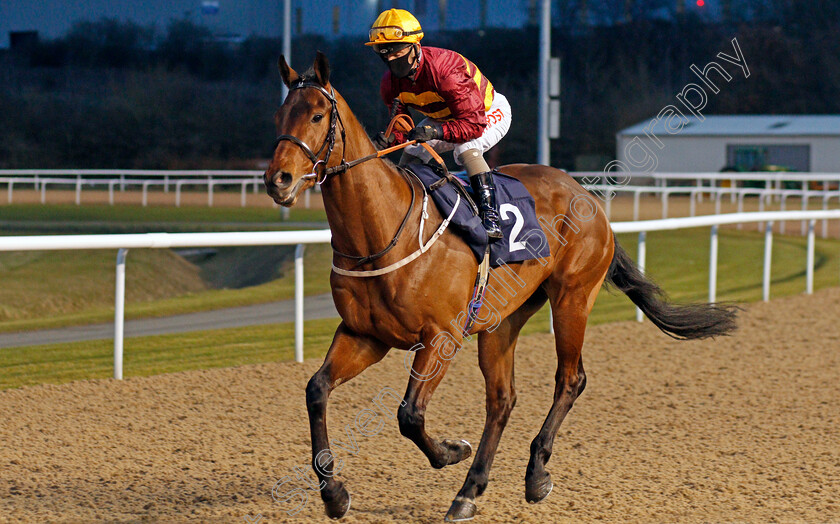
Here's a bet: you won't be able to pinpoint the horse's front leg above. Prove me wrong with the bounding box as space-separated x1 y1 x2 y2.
398 337 473 469
306 322 390 519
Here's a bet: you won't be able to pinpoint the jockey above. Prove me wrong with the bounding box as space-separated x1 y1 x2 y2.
366 8 511 241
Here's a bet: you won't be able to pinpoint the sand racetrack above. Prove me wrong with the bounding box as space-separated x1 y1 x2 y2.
2 289 839 523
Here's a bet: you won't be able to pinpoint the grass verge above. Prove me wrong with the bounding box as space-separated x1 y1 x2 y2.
0 202 327 225
2 227 839 390
0 318 341 390
0 243 334 333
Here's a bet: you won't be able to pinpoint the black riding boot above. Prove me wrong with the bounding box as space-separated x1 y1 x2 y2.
470 171 503 241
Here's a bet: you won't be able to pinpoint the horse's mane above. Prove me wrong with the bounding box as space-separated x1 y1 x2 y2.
295 68 321 87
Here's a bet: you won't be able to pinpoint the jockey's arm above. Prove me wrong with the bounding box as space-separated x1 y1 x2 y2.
435 71 487 143
379 81 411 144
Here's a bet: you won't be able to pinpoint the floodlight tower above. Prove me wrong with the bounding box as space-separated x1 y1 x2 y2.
281 0 292 102
537 0 550 166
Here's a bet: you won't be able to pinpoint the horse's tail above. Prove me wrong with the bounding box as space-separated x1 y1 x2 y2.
606 236 739 340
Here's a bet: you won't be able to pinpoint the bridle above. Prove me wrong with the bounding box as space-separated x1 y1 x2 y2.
271 78 417 267
272 80 347 185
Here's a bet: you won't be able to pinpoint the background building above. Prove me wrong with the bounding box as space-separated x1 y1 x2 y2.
616 115 840 173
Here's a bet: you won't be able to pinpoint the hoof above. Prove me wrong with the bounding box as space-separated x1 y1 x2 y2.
322 483 351 519
525 473 553 504
441 439 473 467
445 496 477 522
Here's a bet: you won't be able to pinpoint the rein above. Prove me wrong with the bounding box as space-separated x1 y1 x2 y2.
273 79 445 269
273 82 345 184
274 80 444 183
273 78 489 324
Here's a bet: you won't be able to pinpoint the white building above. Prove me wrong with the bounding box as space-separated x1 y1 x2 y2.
616 115 840 173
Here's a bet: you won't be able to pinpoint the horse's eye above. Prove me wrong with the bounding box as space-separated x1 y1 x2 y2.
312 114 324 123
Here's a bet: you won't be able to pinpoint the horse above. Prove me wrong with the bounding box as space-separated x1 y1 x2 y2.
264 52 738 521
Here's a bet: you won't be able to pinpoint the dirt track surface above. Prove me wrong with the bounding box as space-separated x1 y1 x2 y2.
2 289 839 523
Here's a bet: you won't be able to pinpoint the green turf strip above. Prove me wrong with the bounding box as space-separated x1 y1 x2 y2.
0 202 327 224
1 227 839 389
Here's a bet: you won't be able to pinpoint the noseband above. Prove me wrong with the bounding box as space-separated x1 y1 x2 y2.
271 78 419 268
273 80 347 184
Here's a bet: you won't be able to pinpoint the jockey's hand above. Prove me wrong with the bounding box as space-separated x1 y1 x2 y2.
389 98 406 119
408 122 443 143
372 131 395 150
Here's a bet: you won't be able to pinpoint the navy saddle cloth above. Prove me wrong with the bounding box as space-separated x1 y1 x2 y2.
407 164 550 266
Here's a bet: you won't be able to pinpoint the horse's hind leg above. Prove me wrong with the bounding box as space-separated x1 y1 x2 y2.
306 322 389 519
446 290 547 522
524 286 596 504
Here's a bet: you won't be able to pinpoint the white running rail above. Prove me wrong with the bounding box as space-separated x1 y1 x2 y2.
1 209 839 380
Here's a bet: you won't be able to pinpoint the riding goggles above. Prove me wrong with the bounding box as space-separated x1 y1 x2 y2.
369 26 422 42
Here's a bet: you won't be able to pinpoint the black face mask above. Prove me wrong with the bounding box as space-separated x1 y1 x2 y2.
383 47 417 79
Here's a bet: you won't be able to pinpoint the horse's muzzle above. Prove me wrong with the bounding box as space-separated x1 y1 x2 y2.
264 170 295 204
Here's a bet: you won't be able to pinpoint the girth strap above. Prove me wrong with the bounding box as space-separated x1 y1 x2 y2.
331 194 460 278
461 246 491 336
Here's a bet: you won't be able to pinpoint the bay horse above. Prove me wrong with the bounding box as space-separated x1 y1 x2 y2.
264 52 738 521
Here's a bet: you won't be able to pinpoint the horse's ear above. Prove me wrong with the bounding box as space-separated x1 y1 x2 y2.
313 51 330 87
278 55 299 88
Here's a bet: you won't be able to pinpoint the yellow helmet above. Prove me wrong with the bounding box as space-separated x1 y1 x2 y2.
365 9 424 47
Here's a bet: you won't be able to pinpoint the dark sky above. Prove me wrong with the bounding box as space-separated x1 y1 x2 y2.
1 1 718 48
1 1 523 46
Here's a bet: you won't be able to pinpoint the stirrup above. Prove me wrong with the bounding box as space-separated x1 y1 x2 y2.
483 214 503 240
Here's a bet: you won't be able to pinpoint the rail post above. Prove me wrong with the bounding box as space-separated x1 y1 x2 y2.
822 195 830 239
757 192 766 231
549 304 554 334
295 244 305 363
806 219 815 294
633 190 641 221
114 248 129 380
636 231 646 322
763 222 773 302
780 195 788 234
709 225 719 303
801 193 810 236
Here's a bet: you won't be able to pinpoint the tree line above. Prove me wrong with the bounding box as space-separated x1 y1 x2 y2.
1 3 838 170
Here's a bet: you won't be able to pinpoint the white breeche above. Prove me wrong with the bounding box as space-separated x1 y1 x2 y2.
405 92 512 165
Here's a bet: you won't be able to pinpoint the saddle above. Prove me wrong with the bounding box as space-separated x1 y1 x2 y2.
405 163 550 266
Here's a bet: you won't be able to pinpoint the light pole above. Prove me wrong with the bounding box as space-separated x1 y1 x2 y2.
281 0 292 102
538 0 550 166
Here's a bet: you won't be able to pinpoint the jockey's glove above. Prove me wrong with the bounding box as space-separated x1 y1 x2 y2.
408 122 443 143
390 98 407 119
372 131 395 150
